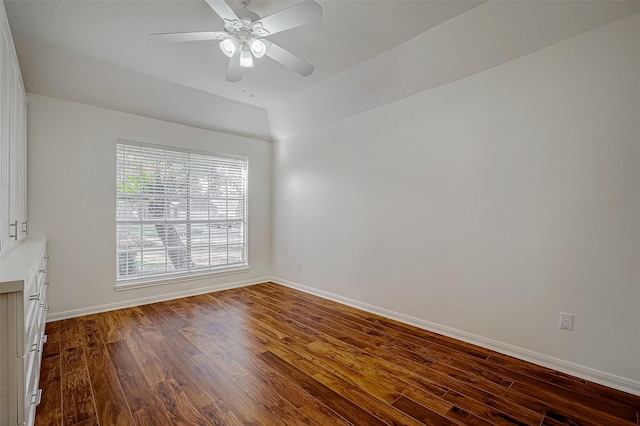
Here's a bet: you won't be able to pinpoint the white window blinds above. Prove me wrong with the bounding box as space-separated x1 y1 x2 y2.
116 141 248 282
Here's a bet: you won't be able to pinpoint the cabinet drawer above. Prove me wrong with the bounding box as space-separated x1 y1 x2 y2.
36 279 48 330
25 399 38 426
36 267 45 293
24 329 43 391
26 347 43 400
25 287 47 384
24 302 40 356
23 269 40 331
24 355 42 425
24 335 44 426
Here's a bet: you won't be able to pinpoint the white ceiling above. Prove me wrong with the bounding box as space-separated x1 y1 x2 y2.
5 0 482 109
5 1 640 141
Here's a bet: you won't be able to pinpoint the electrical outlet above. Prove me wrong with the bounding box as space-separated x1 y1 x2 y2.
181 283 191 291
297 260 302 270
560 312 573 331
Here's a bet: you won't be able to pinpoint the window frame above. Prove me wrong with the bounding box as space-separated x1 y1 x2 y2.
115 139 249 291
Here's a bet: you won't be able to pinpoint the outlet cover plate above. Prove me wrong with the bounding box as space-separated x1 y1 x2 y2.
560 312 573 331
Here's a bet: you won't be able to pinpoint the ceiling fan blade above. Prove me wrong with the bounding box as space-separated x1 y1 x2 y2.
150 31 228 42
226 52 243 82
204 0 240 25
253 0 322 36
266 42 314 76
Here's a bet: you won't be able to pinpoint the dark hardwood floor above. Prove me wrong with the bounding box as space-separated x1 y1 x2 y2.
35 282 640 426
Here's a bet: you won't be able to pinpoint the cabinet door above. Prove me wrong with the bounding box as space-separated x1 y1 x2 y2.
8 51 18 239
0 27 10 250
19 87 26 236
0 25 26 251
10 58 25 242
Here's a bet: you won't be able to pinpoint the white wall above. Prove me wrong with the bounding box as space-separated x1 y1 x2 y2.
28 94 272 318
273 14 640 389
14 36 272 142
268 1 640 140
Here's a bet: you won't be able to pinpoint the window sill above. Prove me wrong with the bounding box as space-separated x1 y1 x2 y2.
113 266 250 291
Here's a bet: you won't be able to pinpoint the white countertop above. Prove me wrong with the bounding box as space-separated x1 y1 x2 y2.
0 236 47 293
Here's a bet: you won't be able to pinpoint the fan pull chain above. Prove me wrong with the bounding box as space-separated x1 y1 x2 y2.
240 66 255 98
242 69 247 93
251 67 255 98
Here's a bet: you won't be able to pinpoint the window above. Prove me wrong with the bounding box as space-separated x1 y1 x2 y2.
116 140 248 284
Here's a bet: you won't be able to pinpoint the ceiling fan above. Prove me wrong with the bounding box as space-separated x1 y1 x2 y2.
151 0 322 82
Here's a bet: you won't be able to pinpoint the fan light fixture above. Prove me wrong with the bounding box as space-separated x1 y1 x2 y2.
219 37 238 57
239 45 254 68
248 38 266 58
220 36 266 68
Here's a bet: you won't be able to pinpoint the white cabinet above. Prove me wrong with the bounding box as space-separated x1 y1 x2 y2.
0 236 48 426
0 5 40 424
0 0 27 253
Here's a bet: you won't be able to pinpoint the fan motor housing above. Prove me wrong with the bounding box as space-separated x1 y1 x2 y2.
235 9 260 22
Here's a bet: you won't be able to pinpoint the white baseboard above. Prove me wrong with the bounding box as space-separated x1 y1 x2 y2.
45 276 271 322
270 277 640 397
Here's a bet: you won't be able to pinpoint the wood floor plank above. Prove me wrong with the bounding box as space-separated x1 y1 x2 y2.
198 401 245 426
153 378 214 426
442 391 533 426
57 317 97 426
36 283 640 426
123 329 172 386
311 370 426 426
180 327 250 381
78 318 136 426
539 415 572 426
35 354 62 426
392 396 458 426
250 361 354 426
143 301 190 330
61 371 97 426
259 350 387 426
58 317 81 349
69 418 99 426
146 330 219 409
235 371 319 425
187 352 285 425
91 310 129 343
92 307 155 344
131 403 175 426
43 320 61 343
444 405 495 426
106 339 161 412
34 408 62 426
400 386 465 418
